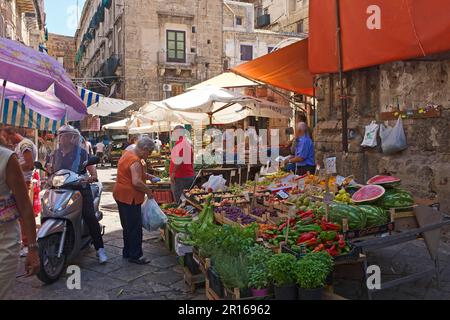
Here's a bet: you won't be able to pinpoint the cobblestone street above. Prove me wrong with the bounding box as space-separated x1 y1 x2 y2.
10 168 450 300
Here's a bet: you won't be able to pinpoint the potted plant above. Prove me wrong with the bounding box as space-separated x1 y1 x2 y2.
247 245 273 297
294 252 333 300
267 253 297 300
213 252 250 298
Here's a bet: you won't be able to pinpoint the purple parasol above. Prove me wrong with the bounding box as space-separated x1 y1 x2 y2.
0 37 87 120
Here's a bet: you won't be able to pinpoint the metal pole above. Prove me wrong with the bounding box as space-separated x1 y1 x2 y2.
0 80 7 123
335 0 348 153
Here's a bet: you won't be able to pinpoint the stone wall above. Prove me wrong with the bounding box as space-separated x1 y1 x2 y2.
47 33 76 77
314 57 450 211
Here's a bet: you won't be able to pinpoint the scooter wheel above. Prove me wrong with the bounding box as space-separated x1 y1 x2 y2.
37 234 67 284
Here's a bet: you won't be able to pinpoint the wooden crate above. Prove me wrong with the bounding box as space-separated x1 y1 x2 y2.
183 267 205 294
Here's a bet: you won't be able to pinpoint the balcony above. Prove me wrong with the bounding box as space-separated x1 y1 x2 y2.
256 14 270 28
157 51 197 68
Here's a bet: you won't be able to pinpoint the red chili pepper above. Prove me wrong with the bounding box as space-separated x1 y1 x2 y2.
304 237 318 247
312 244 325 252
296 232 318 244
278 222 287 232
338 235 346 249
326 245 338 256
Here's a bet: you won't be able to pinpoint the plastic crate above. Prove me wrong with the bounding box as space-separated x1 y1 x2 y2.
153 190 174 204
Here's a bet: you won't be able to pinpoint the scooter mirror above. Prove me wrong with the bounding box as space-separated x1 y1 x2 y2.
34 161 44 170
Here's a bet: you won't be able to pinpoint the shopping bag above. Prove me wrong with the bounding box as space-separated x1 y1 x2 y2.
379 117 408 154
141 198 168 232
361 121 379 147
202 175 227 192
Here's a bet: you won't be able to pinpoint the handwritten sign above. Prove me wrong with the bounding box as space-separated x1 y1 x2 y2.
325 157 337 174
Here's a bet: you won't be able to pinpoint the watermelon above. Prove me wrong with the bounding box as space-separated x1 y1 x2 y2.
367 175 401 188
328 203 367 231
377 188 414 209
357 205 388 227
352 185 386 203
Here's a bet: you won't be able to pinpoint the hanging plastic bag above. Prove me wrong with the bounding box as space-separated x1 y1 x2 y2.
379 117 408 154
361 121 379 147
141 197 168 232
202 174 227 192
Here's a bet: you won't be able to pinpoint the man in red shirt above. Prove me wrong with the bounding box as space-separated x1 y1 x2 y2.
169 125 195 203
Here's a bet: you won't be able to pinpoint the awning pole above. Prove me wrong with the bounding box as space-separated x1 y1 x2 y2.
336 0 348 153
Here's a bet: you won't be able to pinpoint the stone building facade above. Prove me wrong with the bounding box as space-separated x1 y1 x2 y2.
0 0 45 49
314 55 450 212
75 0 224 105
75 0 300 108
254 0 309 34
47 33 76 78
223 0 301 68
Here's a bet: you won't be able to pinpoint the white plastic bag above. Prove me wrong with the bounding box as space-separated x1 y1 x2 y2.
379 117 407 154
141 198 168 232
202 174 227 192
361 121 379 147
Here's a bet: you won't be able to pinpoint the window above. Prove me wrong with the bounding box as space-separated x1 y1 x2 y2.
240 45 253 61
236 16 242 26
297 19 304 33
268 47 274 54
166 30 186 63
264 8 269 15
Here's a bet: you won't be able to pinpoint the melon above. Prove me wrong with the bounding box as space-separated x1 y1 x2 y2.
352 185 386 203
328 203 367 230
357 205 389 227
367 175 401 187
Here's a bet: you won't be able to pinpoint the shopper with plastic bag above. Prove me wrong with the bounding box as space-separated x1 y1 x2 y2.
113 136 156 265
379 117 408 154
141 197 167 232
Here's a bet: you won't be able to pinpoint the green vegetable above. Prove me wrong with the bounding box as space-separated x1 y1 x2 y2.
319 231 337 241
294 252 333 289
295 224 322 233
357 205 388 227
247 245 273 290
376 188 414 209
213 252 249 290
328 203 367 231
267 253 297 286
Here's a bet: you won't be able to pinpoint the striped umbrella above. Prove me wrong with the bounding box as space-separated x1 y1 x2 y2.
1 98 65 133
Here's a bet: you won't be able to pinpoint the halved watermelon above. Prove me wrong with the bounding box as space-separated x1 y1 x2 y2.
352 185 386 203
367 175 401 187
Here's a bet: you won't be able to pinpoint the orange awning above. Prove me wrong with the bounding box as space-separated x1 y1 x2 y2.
231 39 314 96
309 0 450 74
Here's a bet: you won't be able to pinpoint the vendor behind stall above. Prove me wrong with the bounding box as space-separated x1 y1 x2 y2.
283 122 315 176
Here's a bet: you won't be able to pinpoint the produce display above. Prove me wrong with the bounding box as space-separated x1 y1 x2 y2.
214 206 257 225
367 175 401 187
352 185 386 203
376 188 414 209
161 169 420 300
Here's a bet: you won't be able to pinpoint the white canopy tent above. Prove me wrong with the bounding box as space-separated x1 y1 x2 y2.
87 97 134 117
187 72 259 91
128 121 183 135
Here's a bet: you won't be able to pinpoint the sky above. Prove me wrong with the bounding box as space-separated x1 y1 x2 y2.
45 0 86 37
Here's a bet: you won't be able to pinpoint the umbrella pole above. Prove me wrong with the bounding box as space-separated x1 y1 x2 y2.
0 80 7 123
335 0 348 153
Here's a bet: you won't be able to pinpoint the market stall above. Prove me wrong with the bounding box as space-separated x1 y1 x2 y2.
155 164 450 300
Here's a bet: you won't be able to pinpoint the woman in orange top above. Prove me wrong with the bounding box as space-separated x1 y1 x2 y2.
113 136 155 265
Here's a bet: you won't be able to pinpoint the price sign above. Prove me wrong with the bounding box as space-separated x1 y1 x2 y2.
297 178 305 191
325 157 337 174
335 175 345 186
276 190 289 200
323 192 334 205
